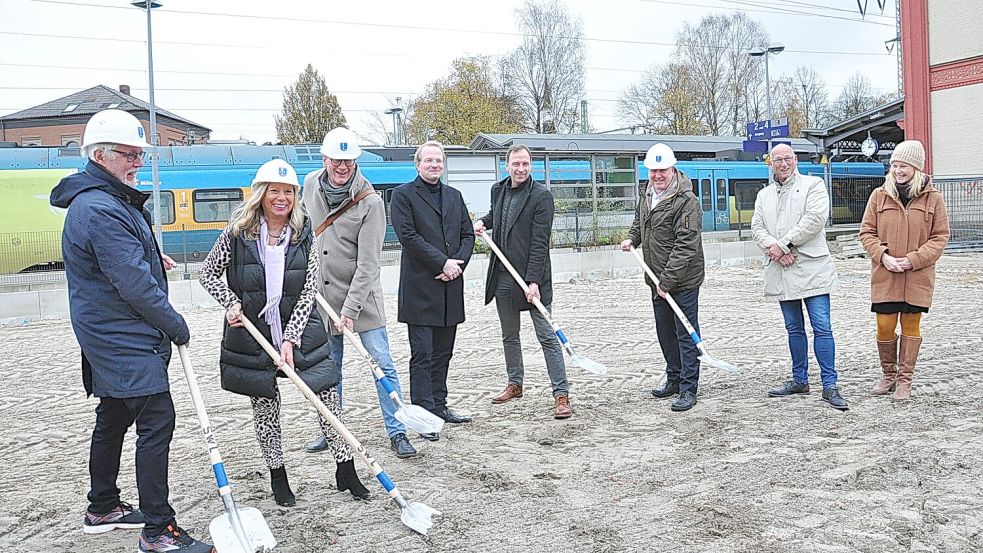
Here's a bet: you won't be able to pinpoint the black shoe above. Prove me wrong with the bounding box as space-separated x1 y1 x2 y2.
335 459 371 500
390 433 417 458
418 432 440 442
82 501 145 534
436 409 472 424
269 466 296 507
650 381 680 398
822 387 849 411
304 435 329 453
670 390 697 412
767 380 810 397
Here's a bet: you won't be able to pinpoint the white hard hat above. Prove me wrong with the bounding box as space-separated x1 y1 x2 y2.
320 127 362 160
252 159 299 188
82 109 151 148
643 143 677 170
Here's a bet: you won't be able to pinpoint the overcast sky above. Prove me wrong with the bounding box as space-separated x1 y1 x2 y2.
0 0 900 145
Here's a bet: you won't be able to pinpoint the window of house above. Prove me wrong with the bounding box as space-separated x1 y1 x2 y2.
63 104 79 112
21 137 41 146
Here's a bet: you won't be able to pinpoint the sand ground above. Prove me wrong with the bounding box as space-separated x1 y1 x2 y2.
1 254 981 553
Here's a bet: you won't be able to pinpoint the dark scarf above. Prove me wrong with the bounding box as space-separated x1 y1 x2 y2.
320 170 355 210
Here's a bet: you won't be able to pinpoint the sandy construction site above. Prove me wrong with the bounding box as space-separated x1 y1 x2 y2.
1 254 981 553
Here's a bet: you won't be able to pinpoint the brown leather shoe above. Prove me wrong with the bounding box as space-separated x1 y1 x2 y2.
554 395 572 419
491 383 523 404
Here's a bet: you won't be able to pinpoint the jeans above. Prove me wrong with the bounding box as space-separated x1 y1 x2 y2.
407 325 458 413
779 294 838 389
88 392 176 533
495 277 569 396
652 287 702 394
327 326 407 438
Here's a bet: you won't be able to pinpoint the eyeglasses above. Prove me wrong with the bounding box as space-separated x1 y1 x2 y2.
772 155 796 165
111 149 145 163
329 159 355 168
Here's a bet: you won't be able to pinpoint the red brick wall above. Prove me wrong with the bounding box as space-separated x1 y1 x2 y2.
3 121 207 146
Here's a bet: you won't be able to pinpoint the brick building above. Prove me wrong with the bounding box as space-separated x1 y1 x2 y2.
0 85 211 147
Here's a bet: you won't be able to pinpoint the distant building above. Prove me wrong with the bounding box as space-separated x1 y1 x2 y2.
901 0 983 177
0 85 211 147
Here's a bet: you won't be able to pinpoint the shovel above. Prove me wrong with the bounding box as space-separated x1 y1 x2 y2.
314 292 443 435
239 317 441 535
628 246 740 373
480 232 608 375
176 345 277 553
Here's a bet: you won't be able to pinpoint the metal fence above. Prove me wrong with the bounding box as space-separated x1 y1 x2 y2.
936 177 983 249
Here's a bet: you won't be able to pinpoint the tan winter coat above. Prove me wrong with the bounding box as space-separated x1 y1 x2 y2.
751 171 839 301
858 181 949 308
301 167 387 335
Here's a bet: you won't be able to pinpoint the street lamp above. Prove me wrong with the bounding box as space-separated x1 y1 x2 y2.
132 0 164 246
748 42 784 153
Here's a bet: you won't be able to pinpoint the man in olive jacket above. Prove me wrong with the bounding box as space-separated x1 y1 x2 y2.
621 143 705 412
475 144 572 419
391 141 475 434
301 127 417 458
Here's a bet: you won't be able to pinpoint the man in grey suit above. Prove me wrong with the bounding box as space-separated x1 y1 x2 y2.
474 144 572 419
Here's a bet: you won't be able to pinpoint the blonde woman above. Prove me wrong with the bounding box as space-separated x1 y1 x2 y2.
199 159 369 506
859 140 950 401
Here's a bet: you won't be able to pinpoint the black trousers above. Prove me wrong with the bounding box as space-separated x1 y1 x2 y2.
88 391 176 533
407 324 458 413
652 287 702 394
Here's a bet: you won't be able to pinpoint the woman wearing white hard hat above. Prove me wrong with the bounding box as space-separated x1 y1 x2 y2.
858 140 950 401
200 159 369 506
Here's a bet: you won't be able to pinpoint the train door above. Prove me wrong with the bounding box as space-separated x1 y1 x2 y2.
695 170 731 231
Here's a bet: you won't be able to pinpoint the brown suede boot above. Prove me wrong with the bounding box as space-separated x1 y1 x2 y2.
893 335 922 401
491 383 523 404
872 336 898 395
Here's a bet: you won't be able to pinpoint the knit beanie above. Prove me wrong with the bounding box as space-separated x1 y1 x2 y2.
891 140 925 171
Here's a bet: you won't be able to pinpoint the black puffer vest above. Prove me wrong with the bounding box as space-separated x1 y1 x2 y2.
219 219 338 398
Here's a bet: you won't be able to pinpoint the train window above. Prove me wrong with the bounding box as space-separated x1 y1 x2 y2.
731 179 767 211
145 191 176 226
193 189 243 223
700 179 712 212
716 179 727 212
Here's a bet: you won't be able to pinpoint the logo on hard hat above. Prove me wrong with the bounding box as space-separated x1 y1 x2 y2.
137 127 145 138
340 142 348 151
655 155 662 162
278 167 288 177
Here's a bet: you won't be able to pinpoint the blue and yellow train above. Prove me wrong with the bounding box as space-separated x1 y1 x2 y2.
0 144 885 273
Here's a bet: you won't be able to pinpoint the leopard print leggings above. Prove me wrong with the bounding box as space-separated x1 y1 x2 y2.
250 386 353 469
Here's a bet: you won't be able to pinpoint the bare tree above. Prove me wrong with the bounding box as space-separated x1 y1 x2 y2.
274 64 346 144
769 66 834 135
676 13 769 135
618 63 704 134
500 0 587 134
834 72 879 119
364 96 417 146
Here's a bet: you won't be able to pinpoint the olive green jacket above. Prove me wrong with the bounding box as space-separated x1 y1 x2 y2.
627 172 705 293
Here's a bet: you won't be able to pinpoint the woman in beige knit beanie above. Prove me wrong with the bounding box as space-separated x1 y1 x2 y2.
857 139 950 401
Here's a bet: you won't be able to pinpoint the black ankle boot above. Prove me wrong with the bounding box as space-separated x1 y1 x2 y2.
335 459 371 500
270 466 296 507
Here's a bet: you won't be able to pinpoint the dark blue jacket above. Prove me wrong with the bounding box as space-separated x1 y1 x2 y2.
50 162 190 398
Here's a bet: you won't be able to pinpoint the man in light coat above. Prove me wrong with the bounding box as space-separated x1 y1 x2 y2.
751 144 848 411
301 126 417 458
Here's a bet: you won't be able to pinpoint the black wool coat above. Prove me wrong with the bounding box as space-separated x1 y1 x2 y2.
478 176 555 311
391 176 475 327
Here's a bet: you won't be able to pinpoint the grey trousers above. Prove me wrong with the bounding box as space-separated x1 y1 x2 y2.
494 276 569 396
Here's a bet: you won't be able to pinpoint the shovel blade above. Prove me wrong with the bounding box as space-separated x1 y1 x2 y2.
698 353 741 374
209 507 277 553
569 353 608 375
400 501 441 535
394 404 445 434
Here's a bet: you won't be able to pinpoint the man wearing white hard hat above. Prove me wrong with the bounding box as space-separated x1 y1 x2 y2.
49 110 214 552
301 127 418 458
621 143 705 412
